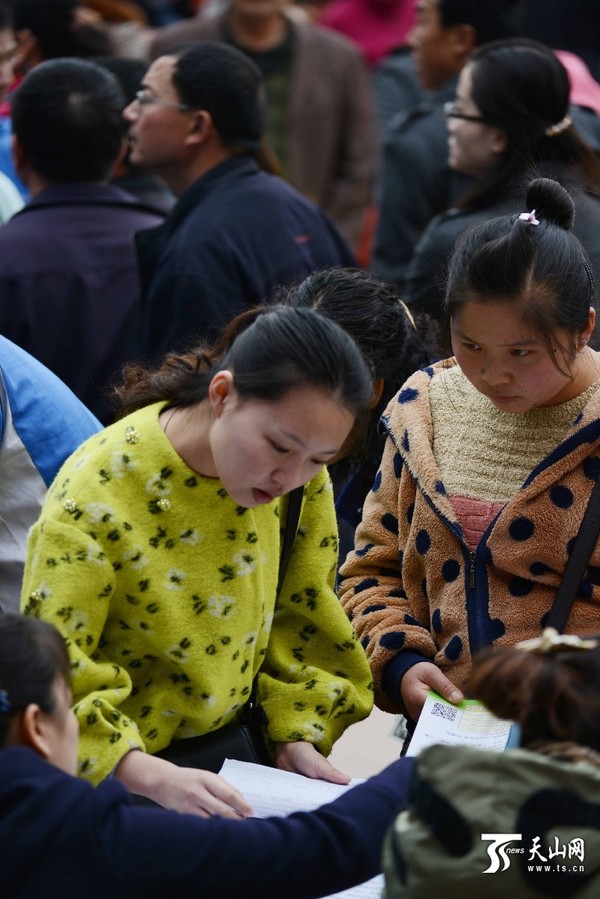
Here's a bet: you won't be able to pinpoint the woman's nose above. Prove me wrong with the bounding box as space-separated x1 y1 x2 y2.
481 360 510 385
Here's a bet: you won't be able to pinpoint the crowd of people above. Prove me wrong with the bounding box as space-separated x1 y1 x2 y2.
2 0 600 895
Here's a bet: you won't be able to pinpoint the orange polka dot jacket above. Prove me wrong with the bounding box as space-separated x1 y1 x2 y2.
339 359 600 714
21 403 373 784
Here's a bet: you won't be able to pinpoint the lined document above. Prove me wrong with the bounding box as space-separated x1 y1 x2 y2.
219 759 384 898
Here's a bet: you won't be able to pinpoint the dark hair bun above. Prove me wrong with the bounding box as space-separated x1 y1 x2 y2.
525 177 575 230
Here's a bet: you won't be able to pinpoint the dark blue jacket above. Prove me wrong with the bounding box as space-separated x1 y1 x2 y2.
0 747 412 898
136 155 356 359
0 183 163 423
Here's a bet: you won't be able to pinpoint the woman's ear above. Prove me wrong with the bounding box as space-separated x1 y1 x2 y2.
13 703 52 760
490 127 508 157
208 370 235 416
579 306 596 348
368 378 385 409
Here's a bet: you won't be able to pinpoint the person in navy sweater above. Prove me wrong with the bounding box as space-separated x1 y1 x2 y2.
0 613 413 898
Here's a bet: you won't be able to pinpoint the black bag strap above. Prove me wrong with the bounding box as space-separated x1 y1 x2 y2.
277 485 303 596
546 474 600 633
249 485 303 718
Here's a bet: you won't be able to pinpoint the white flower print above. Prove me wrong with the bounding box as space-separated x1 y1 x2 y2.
110 450 136 478
164 569 186 591
146 473 171 496
207 594 235 617
198 694 217 709
73 452 91 470
179 528 201 546
79 757 98 777
165 642 190 664
232 551 256 576
122 545 149 570
242 631 258 646
301 722 326 742
86 544 106 566
68 610 89 633
85 502 115 524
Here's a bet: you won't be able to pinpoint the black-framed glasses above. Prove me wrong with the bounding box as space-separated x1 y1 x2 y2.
443 101 486 123
134 89 192 112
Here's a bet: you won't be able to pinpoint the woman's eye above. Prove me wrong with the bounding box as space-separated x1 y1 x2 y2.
511 349 530 357
463 342 481 351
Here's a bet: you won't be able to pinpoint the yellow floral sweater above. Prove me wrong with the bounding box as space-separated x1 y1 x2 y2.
21 403 373 784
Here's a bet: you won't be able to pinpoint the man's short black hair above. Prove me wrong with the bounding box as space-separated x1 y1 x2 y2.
438 0 523 45
11 58 125 183
168 41 265 151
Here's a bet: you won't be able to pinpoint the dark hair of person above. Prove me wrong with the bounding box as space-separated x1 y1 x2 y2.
442 178 595 366
438 0 523 45
0 1 14 32
94 55 146 106
12 0 112 59
0 614 70 748
166 41 265 152
275 268 437 476
466 638 600 752
11 57 125 182
113 304 374 423
456 39 600 212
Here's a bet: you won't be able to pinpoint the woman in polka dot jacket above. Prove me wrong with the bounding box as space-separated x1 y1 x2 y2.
340 177 600 738
21 306 375 816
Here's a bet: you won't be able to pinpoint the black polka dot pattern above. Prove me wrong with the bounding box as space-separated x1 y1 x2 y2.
338 359 600 716
509 517 535 541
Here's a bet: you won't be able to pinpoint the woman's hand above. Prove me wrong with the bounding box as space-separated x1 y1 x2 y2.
274 740 350 784
115 750 253 818
400 661 463 722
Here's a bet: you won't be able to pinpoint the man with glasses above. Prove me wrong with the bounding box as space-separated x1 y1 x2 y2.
149 0 377 252
126 41 356 362
371 0 523 289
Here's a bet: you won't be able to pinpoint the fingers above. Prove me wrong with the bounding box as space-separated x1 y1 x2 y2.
199 772 254 818
167 769 253 819
274 741 350 784
401 661 463 721
427 669 463 705
310 756 351 785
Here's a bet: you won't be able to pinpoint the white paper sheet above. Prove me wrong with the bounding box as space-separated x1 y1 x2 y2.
406 690 513 756
219 759 384 898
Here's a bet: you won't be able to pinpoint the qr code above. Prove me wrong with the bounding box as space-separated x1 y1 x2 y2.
431 701 458 722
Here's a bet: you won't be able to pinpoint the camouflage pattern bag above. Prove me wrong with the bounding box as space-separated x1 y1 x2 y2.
383 743 600 898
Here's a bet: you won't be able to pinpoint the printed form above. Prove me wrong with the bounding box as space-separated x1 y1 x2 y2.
219 759 384 898
406 690 515 756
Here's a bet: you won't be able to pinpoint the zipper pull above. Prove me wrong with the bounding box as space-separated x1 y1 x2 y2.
469 552 476 589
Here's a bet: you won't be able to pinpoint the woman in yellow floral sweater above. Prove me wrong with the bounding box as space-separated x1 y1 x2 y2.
21 306 375 817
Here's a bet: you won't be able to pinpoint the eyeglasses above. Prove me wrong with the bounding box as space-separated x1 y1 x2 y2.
443 101 486 123
134 89 192 112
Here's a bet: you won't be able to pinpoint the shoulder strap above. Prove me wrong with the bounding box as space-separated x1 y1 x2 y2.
546 474 600 633
277 486 303 597
247 485 304 713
